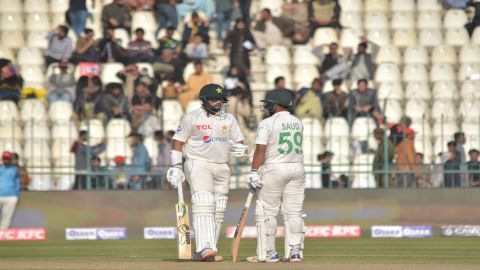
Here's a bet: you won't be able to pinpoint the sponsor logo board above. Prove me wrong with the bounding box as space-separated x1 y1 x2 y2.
144 227 177 240
441 225 480 237
66 228 127 240
371 225 432 238
402 226 432 238
225 225 361 238
371 226 403 238
0 228 46 241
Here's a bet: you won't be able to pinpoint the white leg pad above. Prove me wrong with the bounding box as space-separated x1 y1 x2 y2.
283 210 305 259
191 191 216 252
254 200 267 261
214 195 228 246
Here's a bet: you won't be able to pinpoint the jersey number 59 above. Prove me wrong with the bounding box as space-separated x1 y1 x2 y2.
278 131 303 155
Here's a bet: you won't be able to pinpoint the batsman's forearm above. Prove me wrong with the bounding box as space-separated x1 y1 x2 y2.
251 144 266 170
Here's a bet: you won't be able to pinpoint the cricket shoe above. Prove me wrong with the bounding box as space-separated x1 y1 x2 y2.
246 252 279 263
289 253 302 263
192 248 216 262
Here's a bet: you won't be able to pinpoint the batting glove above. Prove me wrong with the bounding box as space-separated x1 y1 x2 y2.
166 165 185 188
229 143 249 157
246 170 262 193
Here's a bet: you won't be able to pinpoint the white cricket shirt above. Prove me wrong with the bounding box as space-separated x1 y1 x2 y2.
173 108 244 163
255 111 304 164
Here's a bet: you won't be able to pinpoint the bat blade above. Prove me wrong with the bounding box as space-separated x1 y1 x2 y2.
176 203 192 260
231 192 254 263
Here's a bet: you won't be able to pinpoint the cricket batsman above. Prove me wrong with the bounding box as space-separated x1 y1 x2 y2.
167 83 248 261
246 89 306 263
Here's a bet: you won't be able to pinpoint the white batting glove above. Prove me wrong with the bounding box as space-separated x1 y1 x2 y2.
229 143 249 157
166 165 185 188
245 170 262 193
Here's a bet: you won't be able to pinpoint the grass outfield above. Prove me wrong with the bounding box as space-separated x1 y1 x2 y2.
1 238 479 270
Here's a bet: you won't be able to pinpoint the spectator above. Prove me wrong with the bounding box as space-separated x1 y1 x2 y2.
97 28 132 64
155 0 179 32
0 151 20 228
151 130 173 189
414 152 432 188
71 28 99 63
467 149 480 187
324 78 348 118
178 60 212 109
465 0 480 36
90 155 109 189
313 42 350 80
153 48 176 80
128 28 155 62
308 0 341 33
184 33 209 61
111 155 128 189
239 0 251 27
214 0 234 43
135 98 161 138
176 0 215 21
45 25 74 69
0 58 23 104
133 76 161 108
224 18 256 75
11 153 30 191
129 132 150 190
444 141 461 187
68 0 91 38
319 151 348 188
389 116 413 146
101 0 132 33
102 82 131 121
281 0 311 44
224 65 254 129
124 0 154 10
70 131 106 189
396 128 416 188
158 26 182 55
296 78 324 121
116 63 142 98
454 132 468 187
182 12 210 47
252 8 290 49
348 79 382 123
349 39 379 82
47 60 76 104
74 76 106 120
373 128 395 188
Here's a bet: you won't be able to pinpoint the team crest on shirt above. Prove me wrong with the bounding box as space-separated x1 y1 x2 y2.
221 124 229 132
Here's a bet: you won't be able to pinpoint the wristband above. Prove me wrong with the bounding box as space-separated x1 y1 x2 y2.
170 150 183 166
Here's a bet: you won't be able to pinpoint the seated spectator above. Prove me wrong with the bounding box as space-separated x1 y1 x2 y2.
101 0 132 34
280 0 311 44
176 0 215 22
45 25 74 69
396 128 416 188
184 33 209 61
133 76 161 108
124 0 155 10
48 60 75 101
224 65 254 129
252 8 290 49
111 155 128 189
71 131 106 190
116 63 141 97
414 152 432 188
128 28 155 62
182 12 210 47
151 130 173 189
348 79 382 123
155 0 179 33
178 60 212 109
0 59 23 104
468 149 480 187
444 141 461 187
102 83 131 121
129 132 150 190
158 26 182 55
71 28 99 63
12 153 29 191
466 0 480 36
136 98 161 138
74 76 106 120
223 18 256 76
313 42 351 80
324 78 348 118
97 28 132 64
308 0 341 33
296 78 324 121
350 39 379 82
153 48 176 80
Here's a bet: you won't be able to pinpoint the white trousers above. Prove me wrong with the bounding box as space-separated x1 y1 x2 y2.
184 159 230 196
0 196 18 228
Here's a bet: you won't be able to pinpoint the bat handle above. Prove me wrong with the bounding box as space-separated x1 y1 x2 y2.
245 192 254 207
178 181 184 203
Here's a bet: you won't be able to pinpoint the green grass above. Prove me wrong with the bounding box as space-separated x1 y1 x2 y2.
1 238 480 265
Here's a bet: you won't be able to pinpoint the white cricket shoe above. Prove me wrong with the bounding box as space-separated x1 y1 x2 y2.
192 248 216 262
246 252 279 263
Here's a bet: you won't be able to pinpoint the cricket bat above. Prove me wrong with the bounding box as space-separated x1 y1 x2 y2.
231 191 254 263
176 182 192 260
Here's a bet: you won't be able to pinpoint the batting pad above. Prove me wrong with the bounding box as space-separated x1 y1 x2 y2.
192 191 216 252
254 200 267 261
215 195 228 245
283 210 305 259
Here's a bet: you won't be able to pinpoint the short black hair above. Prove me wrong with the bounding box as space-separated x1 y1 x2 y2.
135 27 145 34
12 152 19 160
166 26 175 31
469 149 479 155
415 152 424 159
358 42 368 49
357 79 368 85
262 8 271 15
59 25 69 35
84 28 93 34
130 132 143 141
193 59 203 66
79 130 88 137
91 155 101 162
454 132 465 140
154 130 164 138
447 141 457 148
332 78 343 86
274 76 285 85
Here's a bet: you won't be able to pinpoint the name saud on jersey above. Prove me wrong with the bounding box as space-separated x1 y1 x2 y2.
282 123 300 130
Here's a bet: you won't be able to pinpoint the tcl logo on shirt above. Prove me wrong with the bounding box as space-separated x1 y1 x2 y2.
195 124 213 130
0 228 46 241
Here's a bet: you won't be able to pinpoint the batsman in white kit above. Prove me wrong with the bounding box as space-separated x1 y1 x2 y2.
246 89 306 263
166 83 248 261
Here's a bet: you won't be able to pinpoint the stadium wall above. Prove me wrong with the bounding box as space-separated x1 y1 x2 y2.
10 189 480 240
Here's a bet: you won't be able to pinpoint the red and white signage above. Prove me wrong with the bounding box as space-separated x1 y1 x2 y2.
225 225 361 238
0 228 46 241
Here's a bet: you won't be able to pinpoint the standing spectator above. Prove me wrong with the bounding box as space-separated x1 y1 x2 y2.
296 78 325 121
224 18 256 75
101 0 132 34
224 66 253 129
116 63 141 99
239 0 251 26
68 0 92 38
348 79 382 123
111 155 128 189
129 132 150 189
0 58 23 104
373 128 395 188
349 40 379 82
182 12 210 47
252 8 288 49
444 141 461 187
128 28 155 62
396 128 416 188
71 28 99 63
214 0 234 43
154 0 179 33
467 149 480 187
102 83 131 121
178 60 212 109
158 26 182 55
184 33 209 61
11 153 30 191
136 98 161 137
0 151 20 228
97 28 132 64
389 116 413 145
47 60 76 104
465 0 480 36
454 132 468 187
152 130 173 188
414 152 432 188
45 25 74 69
324 78 348 118
308 0 341 33
70 131 106 189
90 155 109 189
319 151 334 188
